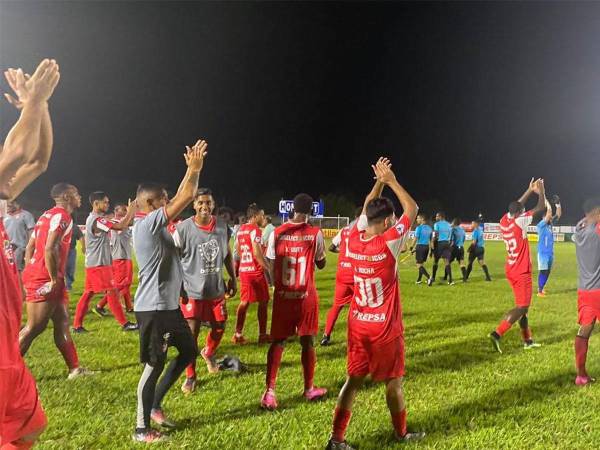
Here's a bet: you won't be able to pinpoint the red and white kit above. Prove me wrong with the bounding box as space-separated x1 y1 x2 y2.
346 214 411 381
237 223 270 302
500 211 534 307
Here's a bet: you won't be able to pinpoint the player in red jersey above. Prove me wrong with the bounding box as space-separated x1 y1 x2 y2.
1 59 60 449
320 207 363 346
326 158 422 450
489 178 546 353
232 203 271 345
260 193 327 410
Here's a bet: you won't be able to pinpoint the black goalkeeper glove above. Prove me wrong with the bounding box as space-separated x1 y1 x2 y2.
551 194 560 205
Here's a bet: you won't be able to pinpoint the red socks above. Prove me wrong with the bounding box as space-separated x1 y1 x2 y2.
57 340 79 371
97 288 132 310
205 327 224 357
258 301 268 336
495 320 512 337
575 336 589 377
324 304 344 336
332 407 352 442
235 302 249 334
185 361 196 379
73 291 94 328
266 343 284 390
391 409 407 437
105 290 127 325
301 346 316 390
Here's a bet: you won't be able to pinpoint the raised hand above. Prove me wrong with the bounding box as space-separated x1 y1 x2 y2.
4 59 60 107
3 69 30 109
372 156 396 185
532 178 544 195
127 198 139 215
184 139 208 172
528 177 535 192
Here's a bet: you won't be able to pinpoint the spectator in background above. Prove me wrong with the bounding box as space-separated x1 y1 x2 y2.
261 215 275 247
3 200 36 271
65 214 85 290
217 206 234 235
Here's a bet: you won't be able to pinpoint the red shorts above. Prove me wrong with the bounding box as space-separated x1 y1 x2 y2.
112 259 133 290
180 297 227 322
347 334 405 382
24 277 68 304
0 363 47 445
507 272 532 308
240 275 270 303
577 289 600 325
84 266 115 292
334 280 354 307
270 295 319 340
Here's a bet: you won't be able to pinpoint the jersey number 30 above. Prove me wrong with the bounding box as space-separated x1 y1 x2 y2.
354 276 384 308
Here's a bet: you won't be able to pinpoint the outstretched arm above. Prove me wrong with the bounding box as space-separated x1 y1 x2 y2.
373 159 418 224
361 157 389 214
530 179 546 216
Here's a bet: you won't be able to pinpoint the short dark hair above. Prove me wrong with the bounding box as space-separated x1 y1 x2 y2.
89 191 108 205
417 213 428 221
293 193 313 215
583 197 600 214
114 203 127 210
436 211 446 219
508 201 524 215
452 218 461 226
196 187 213 198
246 203 263 218
50 182 73 199
354 206 363 219
137 183 166 199
365 197 395 223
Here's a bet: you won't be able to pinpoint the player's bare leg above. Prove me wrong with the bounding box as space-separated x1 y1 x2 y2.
201 321 224 374
19 301 56 356
575 322 595 386
300 335 327 400
385 377 425 442
182 318 201 394
261 339 285 410
51 302 93 379
326 376 363 449
233 301 249 344
257 300 270 343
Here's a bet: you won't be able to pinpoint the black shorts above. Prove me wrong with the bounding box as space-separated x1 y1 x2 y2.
415 244 429 264
450 245 465 263
468 246 485 262
135 309 198 366
434 241 452 261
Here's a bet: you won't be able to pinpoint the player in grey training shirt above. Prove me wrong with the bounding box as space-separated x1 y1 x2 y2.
572 198 600 386
131 139 207 443
3 200 35 270
172 188 236 394
72 191 137 332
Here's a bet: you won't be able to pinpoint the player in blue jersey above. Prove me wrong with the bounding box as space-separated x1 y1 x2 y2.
448 218 467 282
465 219 491 281
536 195 562 297
428 212 453 286
410 214 432 284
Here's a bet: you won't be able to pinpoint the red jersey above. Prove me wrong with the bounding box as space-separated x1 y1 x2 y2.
236 223 264 279
347 214 411 344
500 210 534 276
266 221 326 301
0 201 22 368
332 225 354 284
22 206 73 285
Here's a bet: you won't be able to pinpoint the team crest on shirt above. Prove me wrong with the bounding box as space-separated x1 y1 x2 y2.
198 239 220 263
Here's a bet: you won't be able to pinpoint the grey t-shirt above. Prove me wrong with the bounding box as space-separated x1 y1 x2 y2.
133 208 182 311
574 218 600 291
84 212 113 268
3 209 35 249
111 227 132 260
172 217 230 300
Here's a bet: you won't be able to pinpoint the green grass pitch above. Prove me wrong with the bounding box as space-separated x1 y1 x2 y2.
24 241 595 449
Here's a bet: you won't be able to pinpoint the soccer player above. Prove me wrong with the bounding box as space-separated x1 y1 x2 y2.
465 219 492 281
326 158 423 450
3 200 35 271
132 140 207 443
260 193 327 410
410 213 432 284
572 198 600 386
428 211 453 286
72 192 137 332
321 207 364 346
95 203 135 313
0 58 60 449
489 178 546 353
232 203 270 345
173 188 236 394
536 195 562 297
65 215 85 291
449 218 467 282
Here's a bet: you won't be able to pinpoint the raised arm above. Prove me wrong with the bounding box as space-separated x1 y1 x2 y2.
530 179 546 216
361 157 388 214
165 140 208 220
111 199 138 231
1 60 60 199
374 159 418 224
552 194 562 222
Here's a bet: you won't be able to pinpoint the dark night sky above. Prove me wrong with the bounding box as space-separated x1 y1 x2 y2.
1 1 599 222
